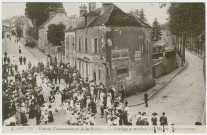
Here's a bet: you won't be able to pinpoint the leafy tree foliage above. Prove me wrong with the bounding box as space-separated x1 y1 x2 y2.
139 9 147 22
152 18 162 41
25 2 63 29
130 8 147 23
47 23 66 46
168 3 205 37
129 9 140 18
168 3 205 66
16 25 23 38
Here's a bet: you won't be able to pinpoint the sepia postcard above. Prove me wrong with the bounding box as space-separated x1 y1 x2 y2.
1 1 206 133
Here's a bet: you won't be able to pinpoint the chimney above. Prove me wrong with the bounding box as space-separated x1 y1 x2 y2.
79 4 87 17
102 2 113 14
89 2 96 13
49 11 56 18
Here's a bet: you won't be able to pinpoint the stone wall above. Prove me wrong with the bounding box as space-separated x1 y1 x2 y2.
152 52 177 78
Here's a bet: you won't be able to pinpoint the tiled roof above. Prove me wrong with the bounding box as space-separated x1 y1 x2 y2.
87 5 113 27
65 26 73 32
88 5 143 27
38 15 56 29
75 19 86 29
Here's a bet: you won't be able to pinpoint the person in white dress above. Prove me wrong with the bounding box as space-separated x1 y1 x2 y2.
66 108 71 124
70 98 74 108
107 94 112 109
86 96 91 111
55 91 62 110
100 90 105 106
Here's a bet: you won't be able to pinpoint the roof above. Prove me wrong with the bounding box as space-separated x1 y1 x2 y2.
65 4 148 32
65 26 73 32
126 13 151 28
38 11 69 29
38 15 56 29
88 5 143 27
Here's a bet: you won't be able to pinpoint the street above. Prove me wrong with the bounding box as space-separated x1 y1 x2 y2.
2 34 205 126
2 35 107 125
129 50 205 125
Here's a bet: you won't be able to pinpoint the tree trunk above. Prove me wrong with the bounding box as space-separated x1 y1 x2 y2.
183 33 186 64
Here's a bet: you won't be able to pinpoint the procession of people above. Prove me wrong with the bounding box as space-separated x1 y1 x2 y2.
2 33 168 127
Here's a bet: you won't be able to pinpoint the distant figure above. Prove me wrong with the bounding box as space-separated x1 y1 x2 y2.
19 56 22 65
119 85 125 101
28 61 32 69
19 47 22 54
23 56 26 65
4 51 7 57
144 93 148 107
7 57 10 65
4 56 7 64
14 64 18 72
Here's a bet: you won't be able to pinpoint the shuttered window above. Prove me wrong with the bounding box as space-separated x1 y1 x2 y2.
94 38 98 53
91 38 95 53
78 39 81 52
85 38 88 52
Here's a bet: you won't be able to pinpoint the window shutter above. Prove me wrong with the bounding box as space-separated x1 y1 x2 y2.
97 38 99 53
77 39 79 51
91 38 94 53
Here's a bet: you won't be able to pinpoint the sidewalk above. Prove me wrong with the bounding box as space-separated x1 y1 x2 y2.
19 38 48 65
127 54 188 107
186 49 204 59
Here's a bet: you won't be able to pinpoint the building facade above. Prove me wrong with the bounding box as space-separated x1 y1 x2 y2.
65 3 154 94
38 8 70 54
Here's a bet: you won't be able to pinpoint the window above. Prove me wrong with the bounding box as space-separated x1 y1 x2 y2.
68 36 71 52
72 36 75 50
85 38 88 52
79 61 81 72
78 39 81 52
86 63 88 76
117 68 128 75
94 38 98 53
99 68 101 80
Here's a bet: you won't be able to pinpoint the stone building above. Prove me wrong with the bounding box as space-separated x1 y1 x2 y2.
65 3 155 94
38 8 70 54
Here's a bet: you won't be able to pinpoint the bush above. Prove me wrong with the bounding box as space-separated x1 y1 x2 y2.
152 50 176 59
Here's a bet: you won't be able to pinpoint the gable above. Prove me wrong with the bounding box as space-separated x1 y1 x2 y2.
39 13 69 29
105 6 142 27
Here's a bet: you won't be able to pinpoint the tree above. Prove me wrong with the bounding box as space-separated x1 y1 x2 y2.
152 18 162 41
168 3 205 66
129 9 140 18
139 9 147 22
16 25 23 38
25 2 63 36
47 23 66 46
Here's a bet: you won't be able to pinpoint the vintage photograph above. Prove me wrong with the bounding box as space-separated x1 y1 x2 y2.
2 1 206 133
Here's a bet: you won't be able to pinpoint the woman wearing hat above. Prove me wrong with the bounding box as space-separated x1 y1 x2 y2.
151 112 158 126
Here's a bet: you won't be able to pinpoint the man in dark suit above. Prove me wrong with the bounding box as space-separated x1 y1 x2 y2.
160 112 168 126
19 56 22 65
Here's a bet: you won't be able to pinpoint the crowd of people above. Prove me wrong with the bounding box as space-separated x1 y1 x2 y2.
2 33 168 127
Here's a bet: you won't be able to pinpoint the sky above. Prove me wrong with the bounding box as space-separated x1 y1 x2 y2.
2 2 170 25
